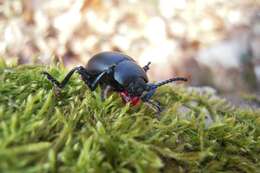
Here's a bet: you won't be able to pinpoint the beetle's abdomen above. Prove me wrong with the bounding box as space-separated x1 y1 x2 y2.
114 61 148 86
86 51 134 73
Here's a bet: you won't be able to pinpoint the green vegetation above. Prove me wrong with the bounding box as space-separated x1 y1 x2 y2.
0 62 260 173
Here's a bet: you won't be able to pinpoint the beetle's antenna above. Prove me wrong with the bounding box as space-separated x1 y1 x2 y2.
141 77 187 103
155 77 187 87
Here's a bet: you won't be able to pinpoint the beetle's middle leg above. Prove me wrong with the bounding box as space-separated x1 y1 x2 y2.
84 64 116 91
101 85 113 101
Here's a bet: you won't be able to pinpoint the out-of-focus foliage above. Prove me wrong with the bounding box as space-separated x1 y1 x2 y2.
0 62 260 172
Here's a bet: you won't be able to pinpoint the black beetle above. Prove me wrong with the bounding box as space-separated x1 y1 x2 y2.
43 51 187 113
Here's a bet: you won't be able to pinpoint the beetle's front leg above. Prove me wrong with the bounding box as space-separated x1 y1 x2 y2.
144 100 162 117
141 86 162 116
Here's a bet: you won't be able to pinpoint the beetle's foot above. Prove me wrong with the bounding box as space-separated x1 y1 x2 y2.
144 99 163 118
155 101 163 119
42 71 61 88
155 112 161 119
53 86 62 97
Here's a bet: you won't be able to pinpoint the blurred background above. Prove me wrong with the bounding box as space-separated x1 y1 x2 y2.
0 0 260 105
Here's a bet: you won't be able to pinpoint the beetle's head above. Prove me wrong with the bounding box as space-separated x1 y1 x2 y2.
126 78 149 97
120 78 149 105
120 77 188 106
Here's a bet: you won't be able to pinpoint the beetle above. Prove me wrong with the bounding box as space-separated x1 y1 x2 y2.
42 51 187 113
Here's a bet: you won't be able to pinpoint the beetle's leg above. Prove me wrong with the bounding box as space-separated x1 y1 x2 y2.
144 100 162 116
141 88 157 102
140 84 162 116
42 66 89 89
87 64 116 91
141 86 162 115
101 85 113 101
143 62 151 72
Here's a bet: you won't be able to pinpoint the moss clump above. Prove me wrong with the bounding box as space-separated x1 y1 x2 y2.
0 64 259 173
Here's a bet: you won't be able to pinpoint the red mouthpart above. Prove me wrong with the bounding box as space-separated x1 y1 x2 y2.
119 91 140 106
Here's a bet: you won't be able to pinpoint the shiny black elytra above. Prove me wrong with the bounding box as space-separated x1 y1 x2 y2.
43 51 187 114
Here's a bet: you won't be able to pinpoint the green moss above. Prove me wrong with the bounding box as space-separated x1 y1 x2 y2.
0 64 259 173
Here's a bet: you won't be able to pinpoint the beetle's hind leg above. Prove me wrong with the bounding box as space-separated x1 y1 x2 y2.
42 66 89 89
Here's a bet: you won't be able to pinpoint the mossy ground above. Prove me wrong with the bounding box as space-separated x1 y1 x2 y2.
0 63 260 173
